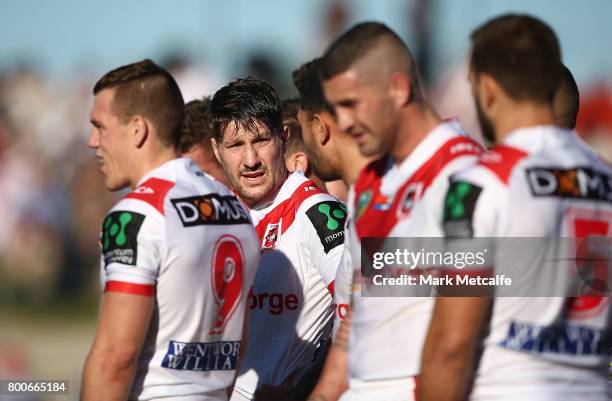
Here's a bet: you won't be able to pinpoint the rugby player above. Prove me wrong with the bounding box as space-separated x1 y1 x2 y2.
180 96 229 185
420 15 612 401
309 22 483 401
82 59 260 401
282 98 326 190
208 77 346 401
291 57 373 400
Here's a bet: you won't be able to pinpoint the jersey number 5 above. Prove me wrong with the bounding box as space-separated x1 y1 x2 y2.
210 235 244 334
567 214 610 318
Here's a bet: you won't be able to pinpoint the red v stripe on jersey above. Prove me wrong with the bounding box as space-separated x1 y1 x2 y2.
255 180 324 249
126 177 175 215
355 136 482 238
478 145 529 185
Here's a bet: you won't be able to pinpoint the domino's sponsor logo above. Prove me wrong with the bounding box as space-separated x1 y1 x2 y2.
161 340 240 371
500 321 611 356
171 194 250 226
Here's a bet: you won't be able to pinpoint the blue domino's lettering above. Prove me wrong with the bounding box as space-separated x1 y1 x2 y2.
161 340 240 371
499 321 611 356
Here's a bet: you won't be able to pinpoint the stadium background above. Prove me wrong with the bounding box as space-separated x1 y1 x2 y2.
1 0 611 399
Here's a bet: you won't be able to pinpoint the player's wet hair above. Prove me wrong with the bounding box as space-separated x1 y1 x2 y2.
281 98 305 156
470 14 562 104
292 58 334 116
180 96 214 153
553 64 579 129
93 59 185 150
208 77 282 141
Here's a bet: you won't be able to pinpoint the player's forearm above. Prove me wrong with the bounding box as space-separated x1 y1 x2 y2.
419 341 474 401
81 347 137 401
306 349 348 401
420 296 490 401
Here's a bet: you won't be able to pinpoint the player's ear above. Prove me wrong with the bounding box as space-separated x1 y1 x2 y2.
479 73 499 114
211 138 222 165
389 71 411 107
285 151 309 175
313 113 331 146
132 115 148 148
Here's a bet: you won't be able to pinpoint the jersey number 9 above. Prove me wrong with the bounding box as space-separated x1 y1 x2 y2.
210 235 245 334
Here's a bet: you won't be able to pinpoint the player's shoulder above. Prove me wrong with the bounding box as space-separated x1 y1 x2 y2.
471 145 530 187
298 193 347 254
115 159 194 217
168 161 252 227
447 144 525 191
298 191 344 211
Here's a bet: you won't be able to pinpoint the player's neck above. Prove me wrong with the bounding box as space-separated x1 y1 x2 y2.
493 102 555 144
129 147 179 189
391 104 441 165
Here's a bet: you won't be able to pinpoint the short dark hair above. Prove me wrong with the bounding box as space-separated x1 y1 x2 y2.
93 59 185 149
320 21 410 80
470 14 561 103
208 77 282 142
292 58 334 116
281 98 304 155
180 96 213 154
553 64 580 129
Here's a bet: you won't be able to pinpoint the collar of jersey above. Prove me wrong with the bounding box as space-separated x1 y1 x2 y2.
501 125 574 155
133 157 189 188
380 120 467 196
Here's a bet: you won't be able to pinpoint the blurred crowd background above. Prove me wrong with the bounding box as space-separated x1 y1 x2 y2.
1 0 611 398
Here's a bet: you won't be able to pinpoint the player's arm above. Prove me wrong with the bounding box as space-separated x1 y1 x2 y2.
306 309 350 401
81 291 153 401
419 297 490 401
82 206 160 401
420 179 493 401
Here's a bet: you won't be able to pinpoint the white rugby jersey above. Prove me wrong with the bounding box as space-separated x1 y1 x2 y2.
99 158 260 401
231 172 345 400
344 121 482 386
443 126 612 400
331 235 353 338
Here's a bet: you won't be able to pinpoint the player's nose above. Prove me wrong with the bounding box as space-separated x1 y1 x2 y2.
242 142 261 169
88 128 100 148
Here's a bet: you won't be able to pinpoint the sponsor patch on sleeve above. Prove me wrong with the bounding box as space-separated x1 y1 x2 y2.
306 201 347 253
101 211 145 267
443 181 482 238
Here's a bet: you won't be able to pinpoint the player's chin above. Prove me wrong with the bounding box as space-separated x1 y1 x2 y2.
358 141 380 157
237 183 270 205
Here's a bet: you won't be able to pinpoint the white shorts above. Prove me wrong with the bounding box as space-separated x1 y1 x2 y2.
339 377 417 401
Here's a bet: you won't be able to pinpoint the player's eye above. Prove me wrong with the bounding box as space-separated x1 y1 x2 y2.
226 142 243 149
338 99 357 108
254 136 271 146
